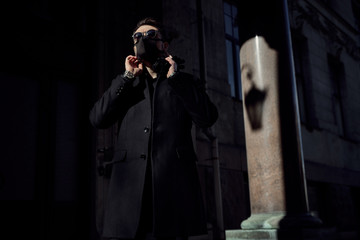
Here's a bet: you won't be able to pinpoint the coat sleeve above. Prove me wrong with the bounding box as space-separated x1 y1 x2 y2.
89 75 133 129
168 72 218 128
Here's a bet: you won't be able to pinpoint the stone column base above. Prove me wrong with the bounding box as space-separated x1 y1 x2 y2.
226 229 277 240
226 228 337 240
241 213 286 229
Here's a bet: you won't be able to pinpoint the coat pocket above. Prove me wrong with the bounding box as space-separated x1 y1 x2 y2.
98 150 127 178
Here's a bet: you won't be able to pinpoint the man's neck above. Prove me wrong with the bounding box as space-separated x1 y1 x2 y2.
146 66 157 79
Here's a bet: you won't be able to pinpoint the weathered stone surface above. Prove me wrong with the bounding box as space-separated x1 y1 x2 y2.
226 229 278 240
240 36 286 215
241 213 286 229
226 227 337 240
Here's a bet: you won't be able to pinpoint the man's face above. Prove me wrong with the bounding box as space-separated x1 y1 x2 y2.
133 25 168 60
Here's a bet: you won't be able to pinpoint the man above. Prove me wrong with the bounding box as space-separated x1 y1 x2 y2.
89 17 218 240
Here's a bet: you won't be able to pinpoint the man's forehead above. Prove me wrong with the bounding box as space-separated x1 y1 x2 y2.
135 25 159 32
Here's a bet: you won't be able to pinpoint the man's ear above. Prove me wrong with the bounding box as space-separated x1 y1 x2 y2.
162 41 169 51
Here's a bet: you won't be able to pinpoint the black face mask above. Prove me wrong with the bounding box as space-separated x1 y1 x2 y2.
135 37 161 64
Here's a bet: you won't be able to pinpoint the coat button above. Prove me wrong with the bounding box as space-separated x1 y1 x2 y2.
144 127 150 133
116 85 125 95
140 154 146 160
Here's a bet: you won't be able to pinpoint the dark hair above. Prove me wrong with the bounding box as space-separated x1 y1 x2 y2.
134 17 178 43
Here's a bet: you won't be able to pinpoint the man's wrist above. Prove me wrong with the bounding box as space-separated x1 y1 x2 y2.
122 70 135 81
168 69 179 79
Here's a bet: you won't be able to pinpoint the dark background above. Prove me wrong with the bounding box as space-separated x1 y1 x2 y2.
0 0 161 239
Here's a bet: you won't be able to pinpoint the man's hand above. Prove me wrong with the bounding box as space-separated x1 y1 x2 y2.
125 55 143 77
165 55 178 78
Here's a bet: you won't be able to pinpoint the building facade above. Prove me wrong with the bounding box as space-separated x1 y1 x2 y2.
288 0 360 238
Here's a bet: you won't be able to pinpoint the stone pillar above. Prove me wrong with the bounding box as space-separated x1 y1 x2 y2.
240 34 286 229
226 0 324 239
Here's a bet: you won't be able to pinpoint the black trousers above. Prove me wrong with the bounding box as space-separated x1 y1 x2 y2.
107 147 189 240
135 154 154 240
134 155 188 240
107 166 188 239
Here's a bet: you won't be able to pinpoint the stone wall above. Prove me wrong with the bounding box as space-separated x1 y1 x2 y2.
289 0 360 237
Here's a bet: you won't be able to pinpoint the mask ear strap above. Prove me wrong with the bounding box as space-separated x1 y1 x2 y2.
162 41 169 49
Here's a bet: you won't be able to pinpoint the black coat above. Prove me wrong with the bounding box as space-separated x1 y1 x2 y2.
89 71 218 239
